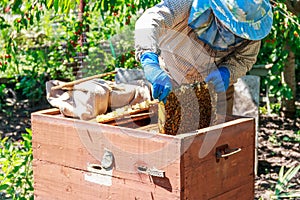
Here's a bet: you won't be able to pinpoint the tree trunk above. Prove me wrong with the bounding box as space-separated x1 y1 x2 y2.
281 0 299 118
282 45 296 118
76 0 86 78
285 0 300 14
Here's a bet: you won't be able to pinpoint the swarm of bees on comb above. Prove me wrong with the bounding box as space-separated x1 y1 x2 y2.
158 82 216 135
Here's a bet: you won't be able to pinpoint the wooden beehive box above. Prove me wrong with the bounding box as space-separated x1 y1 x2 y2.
31 108 255 200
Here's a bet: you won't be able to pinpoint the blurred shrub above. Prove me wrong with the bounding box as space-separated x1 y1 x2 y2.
0 129 33 200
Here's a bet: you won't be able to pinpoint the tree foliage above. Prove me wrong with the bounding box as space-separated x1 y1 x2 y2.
0 0 299 106
0 129 33 200
257 0 300 106
0 0 160 104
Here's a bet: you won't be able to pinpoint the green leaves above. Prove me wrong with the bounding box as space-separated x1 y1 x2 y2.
0 129 33 199
257 1 300 108
11 0 23 14
46 0 78 13
273 165 300 199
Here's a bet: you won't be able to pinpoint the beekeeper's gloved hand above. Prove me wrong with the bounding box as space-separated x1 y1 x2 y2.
205 66 230 93
140 52 172 103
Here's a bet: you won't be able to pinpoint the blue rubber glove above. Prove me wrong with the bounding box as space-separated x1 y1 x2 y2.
205 66 230 93
140 52 172 103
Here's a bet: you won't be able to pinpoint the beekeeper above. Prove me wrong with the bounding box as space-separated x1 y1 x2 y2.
135 0 273 114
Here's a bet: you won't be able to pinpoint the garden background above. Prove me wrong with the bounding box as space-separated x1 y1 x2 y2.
0 0 299 199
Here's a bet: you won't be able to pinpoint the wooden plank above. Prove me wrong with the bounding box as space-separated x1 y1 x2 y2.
96 100 158 123
32 108 61 115
182 146 254 199
181 118 255 199
181 117 255 165
210 181 254 200
33 160 180 200
50 71 117 91
31 111 182 191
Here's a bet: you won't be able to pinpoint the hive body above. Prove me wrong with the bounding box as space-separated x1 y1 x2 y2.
32 109 255 199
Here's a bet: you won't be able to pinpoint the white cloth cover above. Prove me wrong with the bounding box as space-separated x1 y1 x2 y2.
46 77 151 120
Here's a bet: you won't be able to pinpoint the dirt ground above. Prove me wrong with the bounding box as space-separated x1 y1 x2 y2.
255 114 300 199
0 94 299 199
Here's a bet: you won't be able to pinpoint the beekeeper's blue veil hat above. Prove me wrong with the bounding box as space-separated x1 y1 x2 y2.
188 0 273 40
